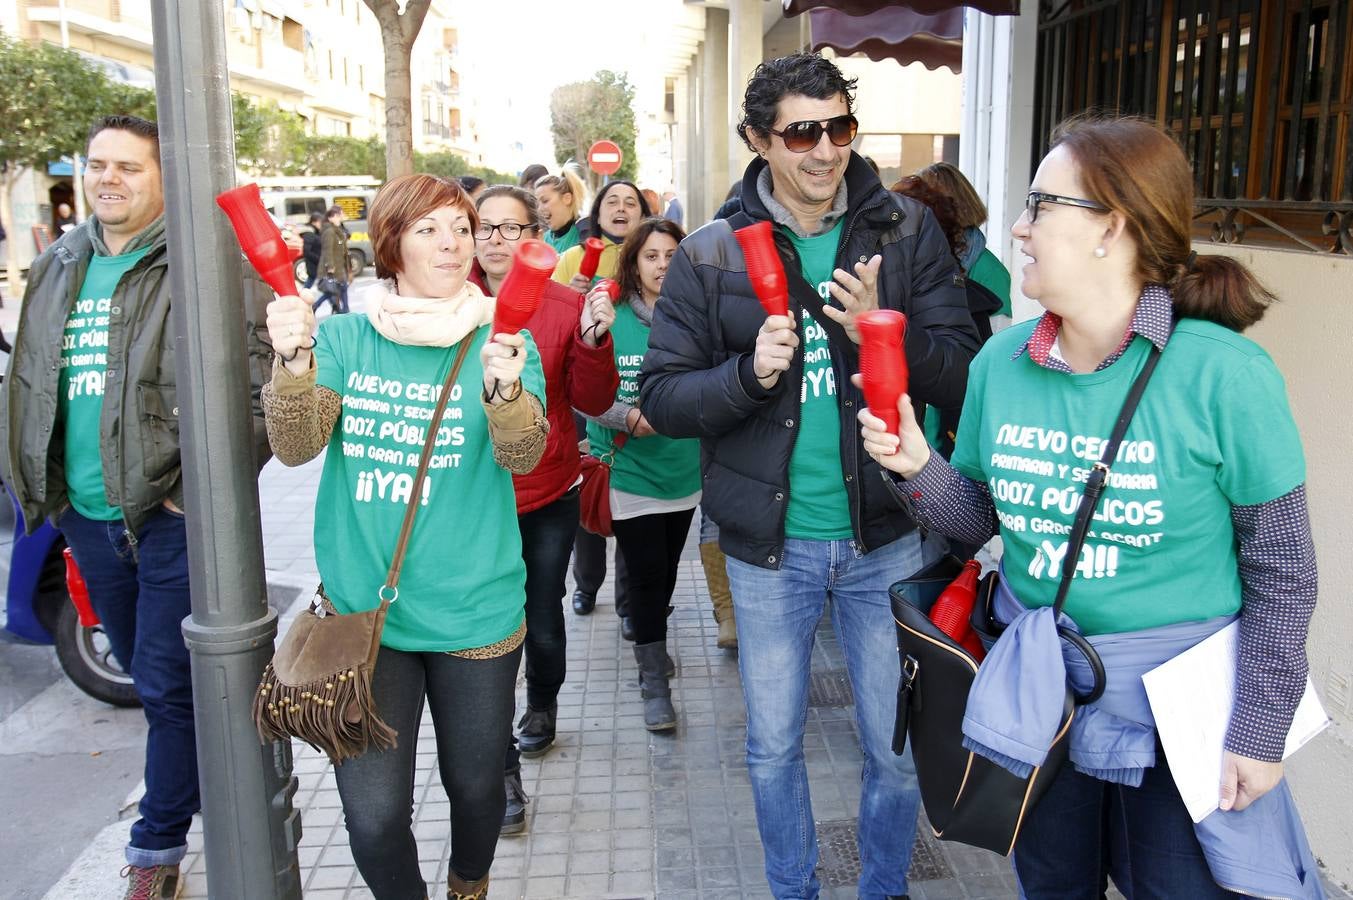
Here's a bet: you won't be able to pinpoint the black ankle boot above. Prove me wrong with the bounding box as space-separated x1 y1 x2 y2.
516 704 556 758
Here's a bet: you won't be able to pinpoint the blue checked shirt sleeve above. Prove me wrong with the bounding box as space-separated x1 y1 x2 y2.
1225 485 1318 761
886 453 998 547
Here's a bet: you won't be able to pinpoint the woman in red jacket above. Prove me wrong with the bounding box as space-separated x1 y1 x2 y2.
470 185 619 832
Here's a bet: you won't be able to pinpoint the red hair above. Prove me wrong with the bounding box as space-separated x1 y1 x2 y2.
368 174 478 280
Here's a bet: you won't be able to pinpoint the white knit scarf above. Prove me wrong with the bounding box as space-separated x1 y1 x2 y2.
362 278 495 347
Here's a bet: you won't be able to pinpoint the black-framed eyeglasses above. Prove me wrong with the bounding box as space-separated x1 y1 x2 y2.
1026 191 1109 224
766 114 859 153
474 221 534 241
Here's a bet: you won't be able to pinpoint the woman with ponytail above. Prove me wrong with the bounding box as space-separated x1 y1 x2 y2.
861 117 1322 898
533 164 590 254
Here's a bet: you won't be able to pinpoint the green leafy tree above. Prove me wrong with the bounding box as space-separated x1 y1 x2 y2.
299 135 388 179
0 33 110 283
549 70 638 191
233 94 307 175
414 151 514 187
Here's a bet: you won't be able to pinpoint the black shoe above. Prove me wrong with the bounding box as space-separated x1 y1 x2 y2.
517 705 556 758
572 590 596 615
501 767 527 835
620 615 636 641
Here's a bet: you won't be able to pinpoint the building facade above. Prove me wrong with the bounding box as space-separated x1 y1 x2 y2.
1 0 475 270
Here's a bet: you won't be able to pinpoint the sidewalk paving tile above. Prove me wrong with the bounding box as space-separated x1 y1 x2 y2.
160 454 1351 900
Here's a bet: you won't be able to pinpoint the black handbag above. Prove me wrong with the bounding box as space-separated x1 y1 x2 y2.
889 345 1160 856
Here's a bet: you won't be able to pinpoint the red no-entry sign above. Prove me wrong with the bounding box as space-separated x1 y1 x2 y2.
588 140 623 176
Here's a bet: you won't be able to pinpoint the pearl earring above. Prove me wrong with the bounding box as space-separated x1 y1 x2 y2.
1094 246 1107 258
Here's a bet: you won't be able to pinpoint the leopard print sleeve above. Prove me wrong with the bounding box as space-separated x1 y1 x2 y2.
261 358 343 466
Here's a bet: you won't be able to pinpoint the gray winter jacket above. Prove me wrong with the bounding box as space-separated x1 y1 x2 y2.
1 216 274 540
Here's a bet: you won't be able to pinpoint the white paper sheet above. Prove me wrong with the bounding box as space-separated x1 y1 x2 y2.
1141 621 1330 823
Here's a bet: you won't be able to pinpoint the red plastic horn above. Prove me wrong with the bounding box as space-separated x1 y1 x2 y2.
578 237 605 281
733 221 788 318
215 183 298 298
594 278 621 301
856 309 909 438
63 547 100 628
493 239 559 336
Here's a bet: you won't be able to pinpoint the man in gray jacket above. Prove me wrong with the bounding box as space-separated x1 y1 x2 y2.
2 115 272 900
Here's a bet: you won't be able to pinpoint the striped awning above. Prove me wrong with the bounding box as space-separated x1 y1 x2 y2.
783 0 1019 72
783 0 1019 16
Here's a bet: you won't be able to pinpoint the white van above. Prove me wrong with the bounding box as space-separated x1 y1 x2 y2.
256 176 380 278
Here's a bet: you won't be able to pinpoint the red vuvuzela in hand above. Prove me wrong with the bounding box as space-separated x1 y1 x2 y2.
493 239 559 337
856 309 909 438
578 237 605 281
733 221 788 318
215 183 298 298
594 278 621 301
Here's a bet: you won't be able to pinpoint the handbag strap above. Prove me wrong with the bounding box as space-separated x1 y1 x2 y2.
382 337 474 596
1051 345 1162 616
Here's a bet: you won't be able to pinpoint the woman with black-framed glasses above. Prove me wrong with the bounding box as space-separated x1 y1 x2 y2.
861 116 1320 899
469 185 619 833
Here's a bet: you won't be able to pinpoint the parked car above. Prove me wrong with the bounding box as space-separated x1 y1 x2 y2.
257 177 380 281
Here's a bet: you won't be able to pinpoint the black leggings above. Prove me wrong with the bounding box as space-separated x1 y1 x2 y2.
333 643 521 899
611 508 695 645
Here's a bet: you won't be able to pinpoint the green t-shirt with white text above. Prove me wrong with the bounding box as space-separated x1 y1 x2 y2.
950 319 1305 634
587 302 700 499
312 315 545 652
59 246 153 521
782 220 852 540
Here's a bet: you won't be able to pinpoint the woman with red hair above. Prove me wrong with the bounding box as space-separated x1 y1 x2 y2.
262 174 548 900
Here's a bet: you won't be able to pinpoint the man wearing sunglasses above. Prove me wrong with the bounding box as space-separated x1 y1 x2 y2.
640 53 979 900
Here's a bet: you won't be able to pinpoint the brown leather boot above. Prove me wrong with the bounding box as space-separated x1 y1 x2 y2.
699 542 737 649
447 872 488 900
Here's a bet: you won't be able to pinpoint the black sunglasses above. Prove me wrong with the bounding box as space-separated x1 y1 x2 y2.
766 114 859 153
1026 191 1109 224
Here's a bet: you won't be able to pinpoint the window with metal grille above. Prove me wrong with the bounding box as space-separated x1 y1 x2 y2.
1034 0 1353 254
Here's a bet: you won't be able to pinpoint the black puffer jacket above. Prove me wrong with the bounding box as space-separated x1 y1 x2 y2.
639 153 979 569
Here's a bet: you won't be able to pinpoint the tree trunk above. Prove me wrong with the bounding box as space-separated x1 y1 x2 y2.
1 167 25 289
363 0 432 183
382 31 415 180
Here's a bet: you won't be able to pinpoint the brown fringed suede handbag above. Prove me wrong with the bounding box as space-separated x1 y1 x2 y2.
253 338 473 763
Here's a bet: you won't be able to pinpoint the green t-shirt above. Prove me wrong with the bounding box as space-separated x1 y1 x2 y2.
59 246 153 521
950 319 1305 635
782 220 852 540
312 315 545 652
967 248 1012 318
544 221 582 254
587 303 700 499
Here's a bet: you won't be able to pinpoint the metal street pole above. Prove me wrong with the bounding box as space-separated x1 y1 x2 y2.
147 2 302 897
57 0 87 225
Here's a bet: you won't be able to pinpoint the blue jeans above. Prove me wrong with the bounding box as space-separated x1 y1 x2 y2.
726 532 930 900
59 506 197 867
314 281 348 314
1013 750 1243 899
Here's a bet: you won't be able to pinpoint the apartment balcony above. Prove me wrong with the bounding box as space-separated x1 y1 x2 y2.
24 0 154 54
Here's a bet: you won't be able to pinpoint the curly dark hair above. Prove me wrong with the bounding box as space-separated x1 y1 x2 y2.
736 53 858 152
891 176 966 264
